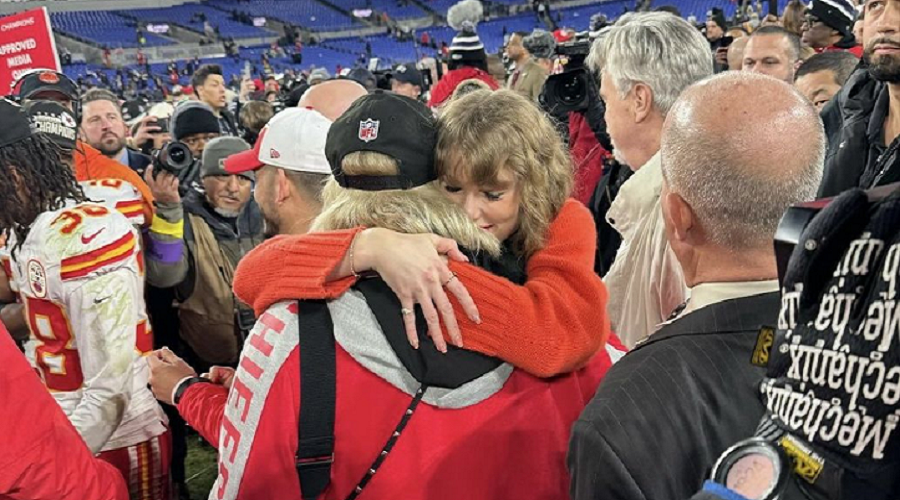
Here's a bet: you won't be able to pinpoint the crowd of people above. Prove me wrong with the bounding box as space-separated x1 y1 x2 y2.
1 0 900 498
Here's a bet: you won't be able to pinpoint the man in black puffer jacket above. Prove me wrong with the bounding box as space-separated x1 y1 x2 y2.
818 0 900 198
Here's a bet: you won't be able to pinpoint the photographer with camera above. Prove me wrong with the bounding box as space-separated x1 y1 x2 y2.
144 136 264 373
538 34 618 275
159 101 222 195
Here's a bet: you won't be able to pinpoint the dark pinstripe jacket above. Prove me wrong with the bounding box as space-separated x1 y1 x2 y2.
568 292 778 500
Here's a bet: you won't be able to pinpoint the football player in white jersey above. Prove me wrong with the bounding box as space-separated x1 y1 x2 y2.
0 99 170 500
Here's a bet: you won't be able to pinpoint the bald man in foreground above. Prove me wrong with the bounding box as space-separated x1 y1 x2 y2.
568 72 825 500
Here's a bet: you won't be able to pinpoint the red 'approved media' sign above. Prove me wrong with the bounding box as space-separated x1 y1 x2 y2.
0 7 60 95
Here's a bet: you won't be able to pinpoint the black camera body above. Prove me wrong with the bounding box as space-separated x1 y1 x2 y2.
540 38 595 115
773 183 898 287
151 141 193 177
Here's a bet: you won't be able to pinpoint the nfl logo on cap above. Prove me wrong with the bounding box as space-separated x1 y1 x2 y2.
358 118 379 143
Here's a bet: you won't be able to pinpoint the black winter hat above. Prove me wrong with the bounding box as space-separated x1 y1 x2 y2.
706 8 727 31
808 0 856 38
171 103 220 141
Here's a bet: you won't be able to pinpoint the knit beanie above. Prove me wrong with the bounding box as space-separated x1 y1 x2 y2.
170 101 220 141
447 0 487 71
808 0 856 38
706 7 727 31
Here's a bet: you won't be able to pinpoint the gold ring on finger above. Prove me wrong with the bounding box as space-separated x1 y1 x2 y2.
442 272 458 287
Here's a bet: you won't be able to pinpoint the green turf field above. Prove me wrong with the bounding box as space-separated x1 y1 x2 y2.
185 435 218 499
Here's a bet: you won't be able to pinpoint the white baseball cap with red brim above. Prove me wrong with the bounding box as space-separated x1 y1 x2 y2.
224 107 332 175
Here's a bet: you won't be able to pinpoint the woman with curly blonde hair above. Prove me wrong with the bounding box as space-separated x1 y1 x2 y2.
234 90 617 377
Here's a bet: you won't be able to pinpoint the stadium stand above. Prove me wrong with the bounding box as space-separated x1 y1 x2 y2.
51 11 176 48
48 0 796 94
214 0 360 31
129 4 276 38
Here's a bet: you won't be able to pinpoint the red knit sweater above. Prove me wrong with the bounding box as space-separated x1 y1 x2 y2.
232 199 611 378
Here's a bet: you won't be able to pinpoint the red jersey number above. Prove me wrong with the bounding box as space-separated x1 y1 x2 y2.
25 297 83 392
51 205 110 234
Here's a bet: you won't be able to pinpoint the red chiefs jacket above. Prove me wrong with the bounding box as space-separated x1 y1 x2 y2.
178 294 618 500
0 323 128 500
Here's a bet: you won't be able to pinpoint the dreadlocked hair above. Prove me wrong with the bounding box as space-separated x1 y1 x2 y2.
0 134 86 253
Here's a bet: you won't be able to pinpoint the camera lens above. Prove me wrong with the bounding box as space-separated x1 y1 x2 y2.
169 147 186 164
559 75 584 105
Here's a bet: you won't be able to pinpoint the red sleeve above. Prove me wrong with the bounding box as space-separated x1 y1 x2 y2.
177 382 229 446
233 229 365 316
0 325 128 500
446 199 610 377
233 201 608 378
568 112 609 206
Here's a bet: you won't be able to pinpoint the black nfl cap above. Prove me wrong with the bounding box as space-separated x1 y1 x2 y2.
11 69 79 102
0 98 36 148
392 64 423 87
25 101 77 151
325 90 437 191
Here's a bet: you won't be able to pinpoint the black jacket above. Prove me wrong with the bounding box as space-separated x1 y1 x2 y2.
126 148 151 177
588 159 631 277
568 292 777 500
218 108 240 137
818 67 900 198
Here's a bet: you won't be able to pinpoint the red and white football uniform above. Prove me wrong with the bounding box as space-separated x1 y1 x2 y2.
8 202 169 500
79 179 147 228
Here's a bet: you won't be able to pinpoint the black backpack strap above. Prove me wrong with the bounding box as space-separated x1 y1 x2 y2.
295 300 336 500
